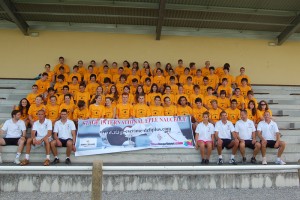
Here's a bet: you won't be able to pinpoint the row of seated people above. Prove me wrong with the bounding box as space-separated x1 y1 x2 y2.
38 65 251 99
18 88 272 132
0 106 283 166
46 57 250 87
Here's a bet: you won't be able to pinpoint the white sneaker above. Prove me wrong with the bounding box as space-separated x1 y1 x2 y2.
262 157 267 165
0 156 2 164
14 158 20 165
275 159 286 165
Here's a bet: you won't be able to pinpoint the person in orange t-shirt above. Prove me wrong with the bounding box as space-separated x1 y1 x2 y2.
203 87 217 110
26 84 39 105
133 95 150 118
68 65 82 83
103 97 116 119
153 68 166 92
43 64 55 84
59 94 75 120
163 96 177 116
177 96 193 116
189 85 204 108
89 95 105 119
235 67 251 87
97 65 112 84
55 66 69 82
207 67 219 90
225 99 240 125
231 88 245 110
217 78 232 98
150 96 164 116
208 99 222 125
69 76 80 96
28 96 46 126
53 56 70 74
83 65 97 84
116 93 133 119
46 95 60 124
35 73 50 95
192 97 208 131
217 90 230 110
175 59 185 76
54 74 68 95
193 69 204 86
109 62 119 76
201 61 210 77
77 60 86 80
239 78 252 97
189 62 197 76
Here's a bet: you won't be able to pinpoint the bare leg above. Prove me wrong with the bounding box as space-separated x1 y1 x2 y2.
50 140 58 157
253 142 261 157
25 138 33 154
199 141 205 159
277 141 286 157
206 143 212 159
239 141 246 157
66 140 73 157
261 141 267 157
17 138 26 154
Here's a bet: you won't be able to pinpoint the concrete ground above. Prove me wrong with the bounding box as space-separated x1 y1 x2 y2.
0 187 299 200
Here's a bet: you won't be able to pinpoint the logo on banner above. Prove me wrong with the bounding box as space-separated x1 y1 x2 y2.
79 138 97 148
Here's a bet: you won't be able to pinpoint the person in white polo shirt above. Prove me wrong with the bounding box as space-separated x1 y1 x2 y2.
215 111 239 165
257 111 286 165
0 110 26 164
50 109 76 165
235 110 261 164
20 110 52 166
195 111 215 164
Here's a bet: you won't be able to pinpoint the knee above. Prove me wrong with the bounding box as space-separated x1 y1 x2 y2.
66 140 73 147
50 140 56 147
239 142 245 148
280 141 286 147
234 140 239 146
255 142 261 149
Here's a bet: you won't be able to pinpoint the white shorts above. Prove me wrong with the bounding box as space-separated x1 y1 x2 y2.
31 137 53 149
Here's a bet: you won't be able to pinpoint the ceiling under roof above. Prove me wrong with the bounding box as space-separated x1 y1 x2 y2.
1 0 300 45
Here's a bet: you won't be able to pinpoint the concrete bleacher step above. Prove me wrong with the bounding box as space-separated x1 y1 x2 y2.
1 142 299 164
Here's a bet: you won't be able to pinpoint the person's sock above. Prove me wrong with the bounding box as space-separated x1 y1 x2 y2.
25 154 29 160
16 152 21 159
231 154 235 159
46 155 50 160
55 156 58 159
218 155 222 159
66 157 70 160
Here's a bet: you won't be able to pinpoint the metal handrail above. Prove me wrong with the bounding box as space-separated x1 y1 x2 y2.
0 165 299 171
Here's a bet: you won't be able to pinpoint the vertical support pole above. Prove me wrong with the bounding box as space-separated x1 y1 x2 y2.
298 159 300 184
92 160 103 200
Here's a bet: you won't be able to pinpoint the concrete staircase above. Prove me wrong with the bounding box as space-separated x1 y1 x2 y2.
0 80 299 163
0 80 300 192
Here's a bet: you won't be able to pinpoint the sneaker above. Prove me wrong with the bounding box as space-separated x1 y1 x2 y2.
217 158 223 165
229 158 237 165
262 157 267 165
52 158 60 164
201 159 205 164
65 158 71 165
275 159 286 165
0 156 3 164
20 159 29 166
43 159 50 166
205 159 209 164
251 157 257 164
242 157 247 163
14 158 21 165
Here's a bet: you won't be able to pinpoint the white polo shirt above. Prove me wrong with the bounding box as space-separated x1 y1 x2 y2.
1 119 26 138
235 119 256 140
257 120 279 141
32 119 52 138
214 120 235 139
54 119 76 140
195 122 214 141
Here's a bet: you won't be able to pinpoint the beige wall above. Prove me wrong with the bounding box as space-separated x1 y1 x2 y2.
0 29 299 85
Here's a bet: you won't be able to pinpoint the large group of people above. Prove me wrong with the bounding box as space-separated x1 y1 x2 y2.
0 57 286 165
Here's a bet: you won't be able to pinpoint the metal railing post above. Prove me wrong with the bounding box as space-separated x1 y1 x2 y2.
92 160 103 200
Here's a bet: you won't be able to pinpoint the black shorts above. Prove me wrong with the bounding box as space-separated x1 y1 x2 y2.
3 138 21 146
59 138 72 147
265 140 278 149
221 139 233 149
244 140 255 149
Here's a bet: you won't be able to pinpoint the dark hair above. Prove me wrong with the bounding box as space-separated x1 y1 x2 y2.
132 61 139 70
123 60 130 68
79 83 86 88
57 74 64 80
145 66 152 77
11 110 20 118
72 76 78 81
64 94 71 100
42 72 48 77
61 109 68 114
248 100 257 116
59 56 64 60
90 95 101 104
165 63 172 72
77 100 85 108
48 87 55 92
63 85 69 90
220 90 226 96
224 63 230 68
73 65 79 69
189 62 195 68
135 85 145 102
257 100 269 111
18 98 30 117
241 78 248 83
90 74 96 80
231 99 238 104
195 97 202 103
104 77 111 83
150 83 159 93
109 85 119 102
209 66 215 70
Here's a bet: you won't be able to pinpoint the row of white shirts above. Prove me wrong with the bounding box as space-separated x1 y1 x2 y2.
1 119 76 140
195 119 279 142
